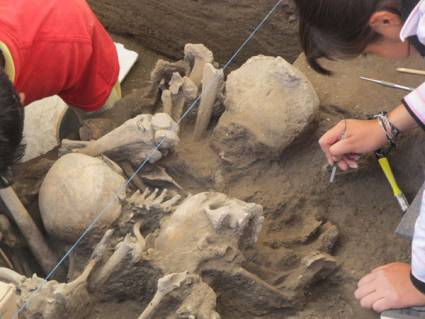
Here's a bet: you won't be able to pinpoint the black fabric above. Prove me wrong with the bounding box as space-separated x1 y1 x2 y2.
402 0 425 56
402 0 421 20
0 50 4 69
411 272 425 294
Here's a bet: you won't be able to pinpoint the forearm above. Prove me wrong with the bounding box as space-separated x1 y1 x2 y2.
388 104 418 132
400 82 425 131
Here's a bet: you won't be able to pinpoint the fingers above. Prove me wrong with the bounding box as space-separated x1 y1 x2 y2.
319 120 347 164
355 282 376 300
329 138 356 157
334 155 359 171
358 273 377 287
372 298 392 313
359 292 385 309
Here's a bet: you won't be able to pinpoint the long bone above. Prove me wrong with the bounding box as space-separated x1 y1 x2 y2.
184 44 214 87
89 229 146 289
0 187 57 274
193 63 224 141
138 272 221 319
60 113 180 166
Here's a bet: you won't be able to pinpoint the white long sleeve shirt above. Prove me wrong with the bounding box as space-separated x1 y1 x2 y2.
400 0 425 292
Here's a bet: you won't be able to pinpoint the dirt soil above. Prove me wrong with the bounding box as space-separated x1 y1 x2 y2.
74 46 425 319
8 2 425 319
87 0 300 64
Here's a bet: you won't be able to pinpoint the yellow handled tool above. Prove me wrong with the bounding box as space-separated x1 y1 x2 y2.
377 156 409 212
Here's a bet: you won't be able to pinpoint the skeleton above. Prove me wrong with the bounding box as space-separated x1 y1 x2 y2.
60 113 180 167
3 46 338 318
6 186 337 318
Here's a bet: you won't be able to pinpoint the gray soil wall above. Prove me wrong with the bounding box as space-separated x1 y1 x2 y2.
88 0 300 64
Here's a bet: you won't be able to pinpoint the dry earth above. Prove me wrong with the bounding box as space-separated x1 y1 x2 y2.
87 0 300 64
8 1 425 319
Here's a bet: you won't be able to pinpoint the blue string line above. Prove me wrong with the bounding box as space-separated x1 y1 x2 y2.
14 0 283 316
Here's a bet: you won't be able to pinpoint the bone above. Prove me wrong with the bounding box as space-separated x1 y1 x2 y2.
60 113 180 166
0 267 25 286
166 72 185 121
137 271 220 319
184 44 214 87
138 272 189 319
120 161 146 191
0 187 58 275
193 63 224 141
161 90 173 116
133 220 146 253
90 229 115 263
0 248 14 270
165 75 199 122
89 234 139 289
169 72 184 95
39 154 126 243
150 60 188 90
141 165 184 192
128 188 182 213
174 77 199 121
21 251 98 319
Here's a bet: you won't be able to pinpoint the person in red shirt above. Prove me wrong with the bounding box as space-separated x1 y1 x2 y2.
0 0 120 178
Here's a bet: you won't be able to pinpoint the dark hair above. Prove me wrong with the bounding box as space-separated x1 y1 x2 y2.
0 71 24 175
294 0 402 74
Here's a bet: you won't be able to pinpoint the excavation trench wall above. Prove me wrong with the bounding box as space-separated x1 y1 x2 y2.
88 0 300 64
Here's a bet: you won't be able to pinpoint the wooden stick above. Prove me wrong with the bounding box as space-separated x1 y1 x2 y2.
397 68 425 76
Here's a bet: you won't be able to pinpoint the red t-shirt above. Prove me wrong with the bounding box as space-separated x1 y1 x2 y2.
0 0 119 111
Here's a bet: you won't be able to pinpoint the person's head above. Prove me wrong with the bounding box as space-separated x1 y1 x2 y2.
294 0 408 74
0 72 24 176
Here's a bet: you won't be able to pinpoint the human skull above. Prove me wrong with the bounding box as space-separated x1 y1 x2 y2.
39 153 126 242
153 192 264 273
211 55 319 167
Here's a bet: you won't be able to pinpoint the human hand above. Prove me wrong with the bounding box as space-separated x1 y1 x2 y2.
354 263 425 312
319 119 387 170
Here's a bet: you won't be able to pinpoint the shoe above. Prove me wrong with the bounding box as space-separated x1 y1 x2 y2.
381 307 425 319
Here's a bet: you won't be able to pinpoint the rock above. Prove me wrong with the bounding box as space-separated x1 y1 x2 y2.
39 153 126 242
211 56 319 168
